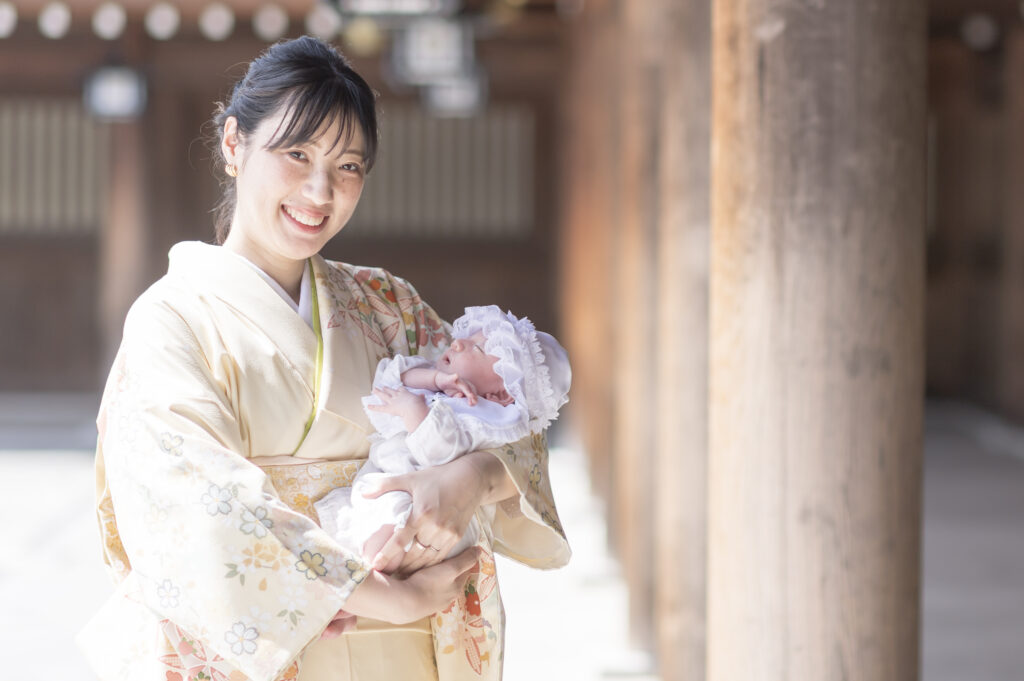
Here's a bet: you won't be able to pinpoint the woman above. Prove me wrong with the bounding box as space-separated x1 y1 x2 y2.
79 36 569 681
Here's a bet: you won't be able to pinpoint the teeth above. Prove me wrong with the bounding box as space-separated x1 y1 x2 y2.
284 206 325 227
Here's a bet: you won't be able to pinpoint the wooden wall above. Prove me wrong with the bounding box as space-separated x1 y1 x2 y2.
0 17 566 391
927 26 1024 423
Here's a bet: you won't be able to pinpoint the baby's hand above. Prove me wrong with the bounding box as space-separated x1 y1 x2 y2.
368 386 430 430
435 372 479 406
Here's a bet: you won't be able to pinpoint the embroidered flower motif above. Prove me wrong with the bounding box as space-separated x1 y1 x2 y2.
159 432 183 456
541 509 564 535
278 585 309 613
239 507 273 538
528 464 542 492
157 579 180 609
224 622 259 655
224 559 252 585
241 541 289 571
202 484 233 515
344 558 369 583
295 550 327 580
245 606 274 634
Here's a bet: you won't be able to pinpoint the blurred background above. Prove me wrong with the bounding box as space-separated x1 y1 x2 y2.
1 0 1023 680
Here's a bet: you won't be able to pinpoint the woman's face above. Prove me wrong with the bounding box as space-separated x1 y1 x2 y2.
220 107 367 283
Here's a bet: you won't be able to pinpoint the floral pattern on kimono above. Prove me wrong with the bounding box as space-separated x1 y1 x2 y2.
81 242 570 681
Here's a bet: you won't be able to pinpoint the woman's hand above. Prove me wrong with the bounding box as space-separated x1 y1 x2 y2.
362 451 517 574
335 546 481 626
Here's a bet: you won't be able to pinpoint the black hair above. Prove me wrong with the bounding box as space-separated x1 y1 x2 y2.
210 36 379 243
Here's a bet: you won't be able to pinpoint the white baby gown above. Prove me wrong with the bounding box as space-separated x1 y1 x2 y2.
314 354 533 560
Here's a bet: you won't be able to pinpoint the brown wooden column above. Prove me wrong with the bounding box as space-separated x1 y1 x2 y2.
653 0 712 678
708 2 926 679
610 0 661 653
559 0 619 505
99 120 148 369
1000 29 1024 421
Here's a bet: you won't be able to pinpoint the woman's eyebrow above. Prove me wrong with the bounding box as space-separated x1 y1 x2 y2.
335 146 366 158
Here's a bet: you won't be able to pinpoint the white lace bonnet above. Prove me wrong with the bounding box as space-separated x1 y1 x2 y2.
452 305 571 434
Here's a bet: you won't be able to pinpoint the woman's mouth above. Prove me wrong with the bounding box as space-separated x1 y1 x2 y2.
283 205 327 231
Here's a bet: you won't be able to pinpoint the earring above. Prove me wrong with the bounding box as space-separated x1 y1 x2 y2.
224 163 238 178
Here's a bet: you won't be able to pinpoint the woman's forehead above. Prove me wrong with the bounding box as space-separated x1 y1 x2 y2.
262 103 365 155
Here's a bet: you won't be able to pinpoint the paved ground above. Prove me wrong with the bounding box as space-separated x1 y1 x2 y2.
0 394 1021 680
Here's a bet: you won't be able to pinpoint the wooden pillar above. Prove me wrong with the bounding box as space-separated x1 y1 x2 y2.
559 0 619 505
708 2 926 680
653 0 711 678
99 120 148 369
1000 30 1024 421
611 0 660 654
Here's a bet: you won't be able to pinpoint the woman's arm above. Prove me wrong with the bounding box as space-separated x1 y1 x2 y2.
341 545 481 622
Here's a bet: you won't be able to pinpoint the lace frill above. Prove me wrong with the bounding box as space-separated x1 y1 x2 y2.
452 305 570 434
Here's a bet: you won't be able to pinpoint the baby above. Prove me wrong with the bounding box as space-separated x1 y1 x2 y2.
314 305 571 573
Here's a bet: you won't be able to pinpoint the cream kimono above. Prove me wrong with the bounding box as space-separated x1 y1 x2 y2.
79 241 570 681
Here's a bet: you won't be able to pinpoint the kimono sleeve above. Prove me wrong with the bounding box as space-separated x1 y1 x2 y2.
481 432 571 568
95 295 369 681
358 268 571 569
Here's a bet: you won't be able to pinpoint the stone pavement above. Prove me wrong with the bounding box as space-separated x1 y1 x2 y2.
0 394 1022 680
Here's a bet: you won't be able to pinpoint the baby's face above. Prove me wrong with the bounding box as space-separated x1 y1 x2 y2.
440 331 505 396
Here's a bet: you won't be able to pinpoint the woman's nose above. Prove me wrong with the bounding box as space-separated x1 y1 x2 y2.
303 168 332 206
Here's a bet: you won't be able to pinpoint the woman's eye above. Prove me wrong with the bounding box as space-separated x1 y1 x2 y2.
341 162 363 173
287 151 306 161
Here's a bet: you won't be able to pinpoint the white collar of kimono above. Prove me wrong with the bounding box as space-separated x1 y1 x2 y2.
226 249 313 329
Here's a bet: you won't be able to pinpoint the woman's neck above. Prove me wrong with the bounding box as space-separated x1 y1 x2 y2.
222 236 304 303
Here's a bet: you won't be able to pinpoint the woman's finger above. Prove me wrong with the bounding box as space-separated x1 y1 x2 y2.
371 521 418 571
440 546 482 579
399 539 443 573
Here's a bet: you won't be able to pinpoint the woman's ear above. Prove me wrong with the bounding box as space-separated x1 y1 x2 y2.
221 116 241 167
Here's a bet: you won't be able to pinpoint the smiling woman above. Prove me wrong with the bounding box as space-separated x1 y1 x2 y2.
79 35 570 681
220 111 368 300
211 39 377 300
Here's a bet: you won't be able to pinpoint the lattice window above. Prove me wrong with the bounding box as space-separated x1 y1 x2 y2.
351 104 535 238
0 99 109 236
